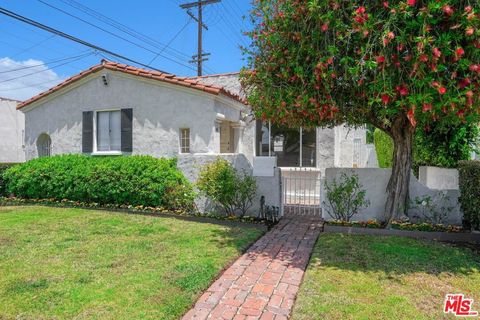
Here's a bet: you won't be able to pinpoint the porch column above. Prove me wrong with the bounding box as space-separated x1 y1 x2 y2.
231 121 245 154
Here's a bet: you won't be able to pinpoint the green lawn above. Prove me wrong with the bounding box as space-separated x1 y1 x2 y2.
292 233 480 320
0 206 264 320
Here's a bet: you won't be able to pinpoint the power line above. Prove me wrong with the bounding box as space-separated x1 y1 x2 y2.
0 7 169 73
9 34 56 59
35 0 196 72
0 51 94 74
0 77 62 91
148 18 193 65
58 0 192 61
0 51 94 84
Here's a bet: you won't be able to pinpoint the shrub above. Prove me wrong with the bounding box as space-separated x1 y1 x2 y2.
409 192 453 225
2 155 195 211
373 129 393 168
458 161 480 230
0 164 16 197
324 172 370 222
197 158 257 217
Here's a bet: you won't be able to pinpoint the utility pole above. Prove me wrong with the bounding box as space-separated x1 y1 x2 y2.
180 0 220 76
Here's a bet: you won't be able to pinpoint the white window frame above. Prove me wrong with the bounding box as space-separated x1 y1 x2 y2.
92 109 122 155
179 128 191 154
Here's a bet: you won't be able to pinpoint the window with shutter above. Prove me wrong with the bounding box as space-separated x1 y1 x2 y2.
96 110 121 152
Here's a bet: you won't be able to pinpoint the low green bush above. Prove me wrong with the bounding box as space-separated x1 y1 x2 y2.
2 155 195 211
324 172 370 222
0 164 16 197
458 161 480 230
196 158 257 217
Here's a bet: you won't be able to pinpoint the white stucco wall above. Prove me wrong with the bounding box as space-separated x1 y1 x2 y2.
322 168 463 225
0 98 24 163
22 70 252 161
419 166 459 190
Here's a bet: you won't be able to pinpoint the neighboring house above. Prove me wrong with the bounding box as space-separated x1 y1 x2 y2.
0 97 25 163
18 59 374 173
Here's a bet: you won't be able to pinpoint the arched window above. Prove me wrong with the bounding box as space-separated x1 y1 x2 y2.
36 133 51 157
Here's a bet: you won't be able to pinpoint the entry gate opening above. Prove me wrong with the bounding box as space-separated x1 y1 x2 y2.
281 167 322 216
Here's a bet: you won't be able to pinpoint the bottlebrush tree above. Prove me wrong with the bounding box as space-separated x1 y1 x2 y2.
241 0 480 224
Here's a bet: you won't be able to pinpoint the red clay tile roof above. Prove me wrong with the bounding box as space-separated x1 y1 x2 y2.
17 60 247 110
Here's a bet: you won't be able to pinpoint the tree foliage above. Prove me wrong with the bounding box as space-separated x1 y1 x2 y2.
242 1 480 129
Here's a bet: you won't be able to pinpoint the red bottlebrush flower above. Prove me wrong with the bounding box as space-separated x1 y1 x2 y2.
356 6 366 14
327 57 334 65
431 64 438 72
466 27 475 36
383 2 389 8
407 0 416 6
396 85 409 96
407 108 417 127
466 91 474 98
432 48 441 58
419 54 429 62
457 110 465 118
459 78 471 89
381 94 390 105
438 87 447 95
422 103 432 112
469 64 479 72
465 6 473 13
387 32 395 39
442 5 454 15
456 47 465 57
321 23 329 32
376 56 386 64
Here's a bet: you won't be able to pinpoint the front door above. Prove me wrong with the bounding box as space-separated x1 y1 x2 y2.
220 122 232 153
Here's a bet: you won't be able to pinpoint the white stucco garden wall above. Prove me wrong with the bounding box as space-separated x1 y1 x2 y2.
0 98 24 163
22 70 252 161
177 153 281 217
322 168 463 225
419 166 459 190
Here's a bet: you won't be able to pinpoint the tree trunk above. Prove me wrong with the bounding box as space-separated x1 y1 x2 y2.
385 116 415 226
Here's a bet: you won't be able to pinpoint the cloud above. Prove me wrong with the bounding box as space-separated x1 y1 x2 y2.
0 57 65 101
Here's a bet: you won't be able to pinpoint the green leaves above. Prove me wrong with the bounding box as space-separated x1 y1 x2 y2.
196 159 257 217
2 155 195 211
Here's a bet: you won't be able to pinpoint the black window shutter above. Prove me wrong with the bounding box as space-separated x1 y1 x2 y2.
121 108 133 152
82 111 94 153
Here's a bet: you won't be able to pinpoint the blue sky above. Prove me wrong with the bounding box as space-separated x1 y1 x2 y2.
0 0 253 100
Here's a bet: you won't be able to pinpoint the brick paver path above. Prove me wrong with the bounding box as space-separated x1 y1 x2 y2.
182 215 323 320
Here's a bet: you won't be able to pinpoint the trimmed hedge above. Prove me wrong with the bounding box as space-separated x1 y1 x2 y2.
2 155 195 211
373 129 393 168
458 160 480 230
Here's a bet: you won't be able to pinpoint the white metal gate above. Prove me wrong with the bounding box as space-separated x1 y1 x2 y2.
281 168 322 216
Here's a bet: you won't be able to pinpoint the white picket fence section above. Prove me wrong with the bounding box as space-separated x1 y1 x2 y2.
281 168 322 216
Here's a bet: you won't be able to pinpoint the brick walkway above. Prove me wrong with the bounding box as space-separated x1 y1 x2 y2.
182 215 323 320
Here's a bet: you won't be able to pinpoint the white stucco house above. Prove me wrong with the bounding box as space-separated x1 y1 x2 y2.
17 59 375 175
0 97 25 163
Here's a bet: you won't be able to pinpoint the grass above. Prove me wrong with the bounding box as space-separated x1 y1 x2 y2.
0 206 264 320
292 233 480 320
